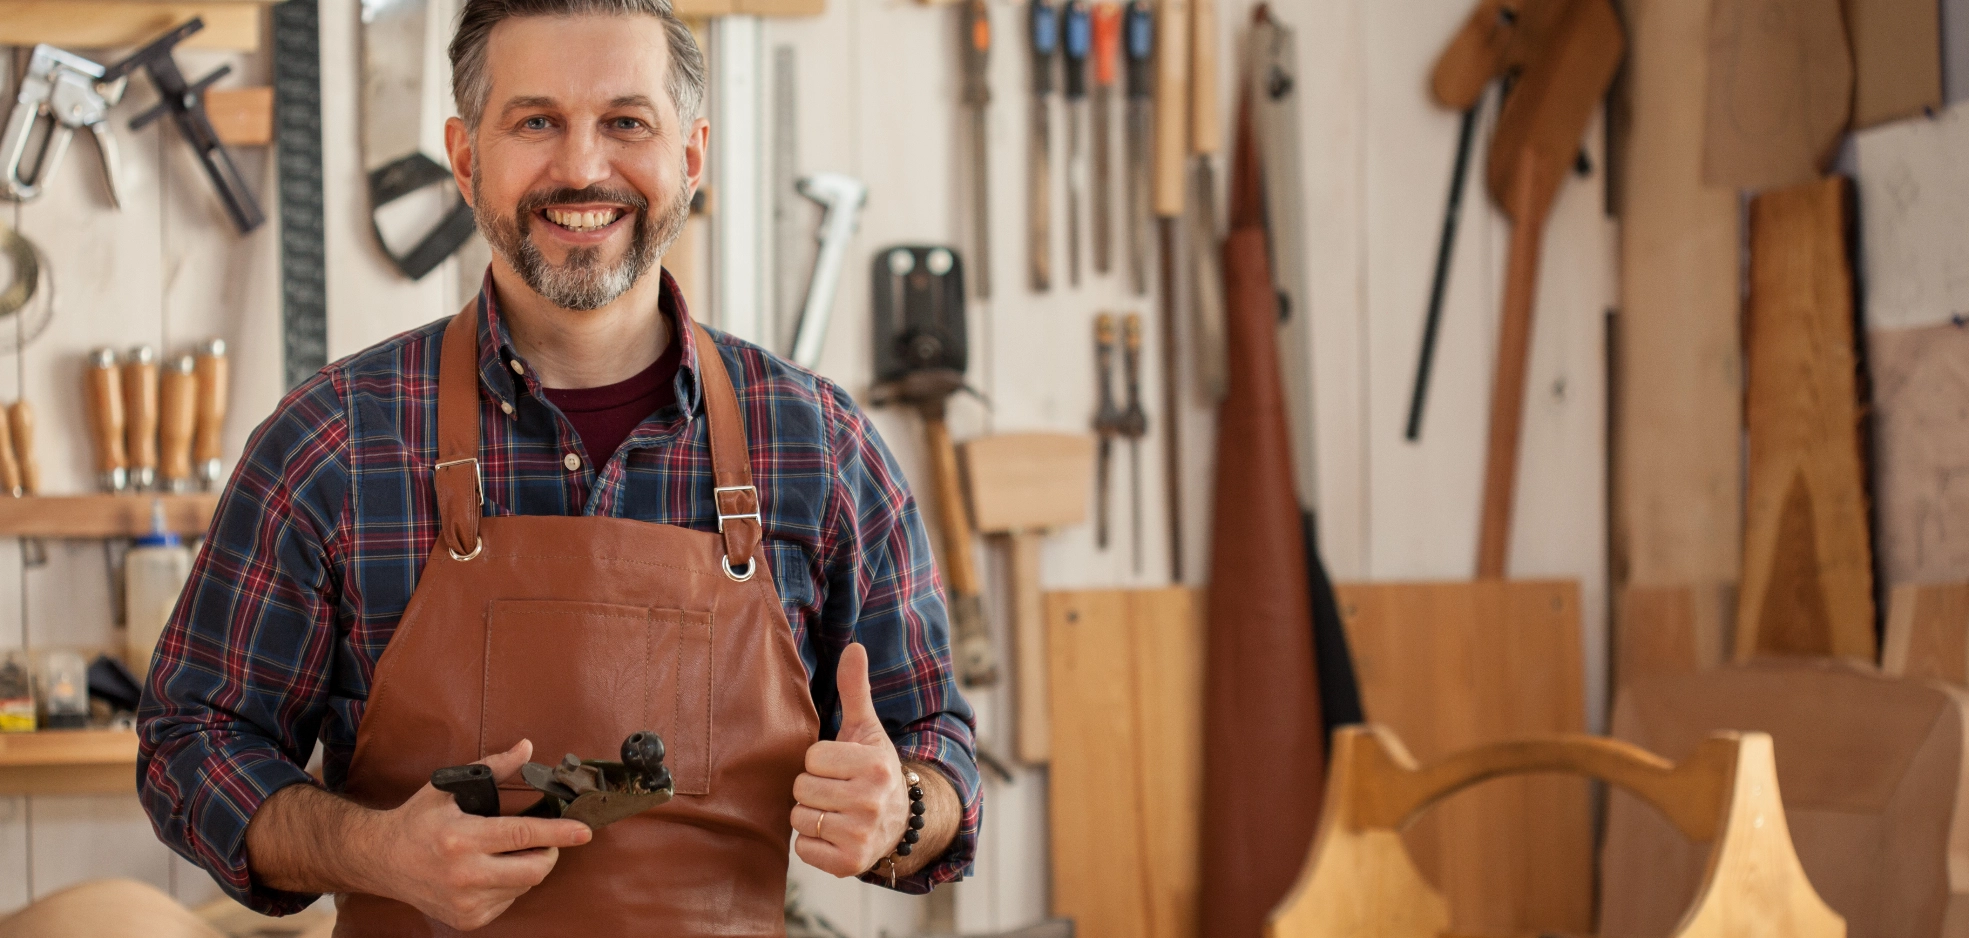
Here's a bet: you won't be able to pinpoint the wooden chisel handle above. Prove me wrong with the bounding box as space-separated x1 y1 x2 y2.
123 345 159 490
195 339 229 489
10 401 38 497
1150 0 1190 216
159 355 198 493
0 405 20 497
1188 0 1218 155
86 348 129 492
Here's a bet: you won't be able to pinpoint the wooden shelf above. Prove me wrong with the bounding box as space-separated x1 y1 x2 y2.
0 729 138 796
0 494 217 538
0 2 269 53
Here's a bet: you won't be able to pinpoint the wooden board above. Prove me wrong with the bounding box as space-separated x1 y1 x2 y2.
1883 582 1969 686
0 730 137 796
1611 0 1743 693
1869 324 1969 587
0 3 263 51
1855 102 1969 333
1844 0 1944 127
206 87 272 147
1701 0 1853 188
1601 660 1969 938
1047 587 1203 938
1334 580 1591 935
961 433 1096 534
1735 177 1876 663
1615 582 1734 686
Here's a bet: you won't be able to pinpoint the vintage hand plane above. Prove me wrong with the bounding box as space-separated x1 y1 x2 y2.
432 730 675 831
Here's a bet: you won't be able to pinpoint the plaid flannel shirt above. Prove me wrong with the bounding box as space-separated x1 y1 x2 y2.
136 271 980 913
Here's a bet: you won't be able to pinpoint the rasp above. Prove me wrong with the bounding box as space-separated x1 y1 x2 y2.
1090 3 1120 275
1122 1 1153 296
1062 0 1090 287
961 0 993 299
1027 0 1059 292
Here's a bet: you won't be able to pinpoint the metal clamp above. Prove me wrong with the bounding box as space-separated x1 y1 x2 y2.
713 483 761 533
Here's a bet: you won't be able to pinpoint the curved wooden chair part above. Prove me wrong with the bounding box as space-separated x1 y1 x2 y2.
1267 725 1844 938
0 879 226 938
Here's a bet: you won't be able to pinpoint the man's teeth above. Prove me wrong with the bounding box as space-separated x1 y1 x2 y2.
545 208 622 231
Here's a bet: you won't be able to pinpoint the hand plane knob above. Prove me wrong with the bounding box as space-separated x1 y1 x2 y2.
622 730 669 788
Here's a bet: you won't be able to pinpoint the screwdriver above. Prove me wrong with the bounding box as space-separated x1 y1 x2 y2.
160 354 198 493
1028 0 1059 292
123 345 159 491
1122 0 1153 296
194 339 229 490
1063 0 1091 287
1091 2 1120 275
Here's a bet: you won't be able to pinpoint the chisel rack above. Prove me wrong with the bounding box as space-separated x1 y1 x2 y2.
0 494 216 539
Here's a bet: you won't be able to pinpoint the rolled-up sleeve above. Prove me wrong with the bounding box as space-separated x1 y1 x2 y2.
815 382 981 893
136 371 350 915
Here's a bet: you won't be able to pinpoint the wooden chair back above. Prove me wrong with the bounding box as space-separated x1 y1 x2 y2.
1267 725 1844 938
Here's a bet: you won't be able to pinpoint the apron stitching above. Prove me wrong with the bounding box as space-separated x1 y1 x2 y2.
480 602 493 759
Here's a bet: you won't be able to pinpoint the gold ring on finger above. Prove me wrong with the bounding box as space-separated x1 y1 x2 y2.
813 809 826 839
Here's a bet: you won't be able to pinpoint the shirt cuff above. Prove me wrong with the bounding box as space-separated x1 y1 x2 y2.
153 745 324 916
864 722 981 894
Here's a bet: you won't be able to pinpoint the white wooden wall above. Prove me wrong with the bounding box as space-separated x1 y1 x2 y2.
0 0 1613 926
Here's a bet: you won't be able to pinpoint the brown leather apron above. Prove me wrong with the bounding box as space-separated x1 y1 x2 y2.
333 308 819 937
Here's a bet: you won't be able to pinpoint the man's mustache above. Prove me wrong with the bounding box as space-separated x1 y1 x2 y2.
516 186 652 215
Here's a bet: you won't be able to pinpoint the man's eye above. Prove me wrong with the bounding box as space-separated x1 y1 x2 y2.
522 116 551 130
611 118 646 132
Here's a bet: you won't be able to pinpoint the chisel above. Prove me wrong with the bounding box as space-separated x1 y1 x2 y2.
10 401 43 568
961 0 993 300
1062 0 1091 287
87 349 130 493
194 339 228 490
160 354 198 493
1028 0 1059 292
122 345 159 491
1090 3 1120 275
1122 1 1153 296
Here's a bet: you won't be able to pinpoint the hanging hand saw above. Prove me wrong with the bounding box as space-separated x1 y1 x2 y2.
362 0 476 279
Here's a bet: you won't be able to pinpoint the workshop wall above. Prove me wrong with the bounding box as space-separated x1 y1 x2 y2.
0 0 1615 926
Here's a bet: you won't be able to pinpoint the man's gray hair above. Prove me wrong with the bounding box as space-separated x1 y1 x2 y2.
450 0 707 130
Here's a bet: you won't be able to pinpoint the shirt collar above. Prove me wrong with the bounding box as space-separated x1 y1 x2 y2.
474 266 705 416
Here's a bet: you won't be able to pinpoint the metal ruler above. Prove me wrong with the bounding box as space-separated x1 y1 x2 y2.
273 0 327 390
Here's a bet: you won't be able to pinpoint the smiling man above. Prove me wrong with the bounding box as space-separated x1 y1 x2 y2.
134 2 978 934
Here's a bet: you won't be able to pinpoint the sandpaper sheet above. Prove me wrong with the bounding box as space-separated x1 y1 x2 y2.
1702 0 1852 188
1855 101 1969 332
1869 323 1969 587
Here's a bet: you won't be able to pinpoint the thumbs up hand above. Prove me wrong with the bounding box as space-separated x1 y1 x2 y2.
791 643 910 877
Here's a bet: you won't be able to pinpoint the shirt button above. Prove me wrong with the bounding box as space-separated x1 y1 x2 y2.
511 360 526 376
500 401 514 416
563 452 582 471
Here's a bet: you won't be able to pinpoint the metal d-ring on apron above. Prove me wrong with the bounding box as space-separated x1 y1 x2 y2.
333 305 820 937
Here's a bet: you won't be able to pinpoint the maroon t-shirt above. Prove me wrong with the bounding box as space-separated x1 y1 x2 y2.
542 326 683 465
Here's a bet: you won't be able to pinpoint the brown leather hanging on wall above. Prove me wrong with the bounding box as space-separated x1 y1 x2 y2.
1197 88 1327 938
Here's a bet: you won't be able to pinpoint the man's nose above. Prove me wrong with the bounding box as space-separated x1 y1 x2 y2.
546 125 613 190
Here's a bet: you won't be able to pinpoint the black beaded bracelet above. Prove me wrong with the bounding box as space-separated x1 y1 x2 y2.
881 769 926 888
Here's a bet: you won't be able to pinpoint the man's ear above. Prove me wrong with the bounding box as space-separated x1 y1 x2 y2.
445 116 475 207
683 117 710 197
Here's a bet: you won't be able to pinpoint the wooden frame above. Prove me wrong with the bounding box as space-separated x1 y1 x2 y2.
1268 726 1844 938
0 3 267 51
0 495 217 539
0 730 138 796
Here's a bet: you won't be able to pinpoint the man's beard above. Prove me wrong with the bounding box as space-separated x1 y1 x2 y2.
471 160 693 311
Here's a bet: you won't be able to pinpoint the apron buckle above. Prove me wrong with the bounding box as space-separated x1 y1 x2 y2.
722 553 756 582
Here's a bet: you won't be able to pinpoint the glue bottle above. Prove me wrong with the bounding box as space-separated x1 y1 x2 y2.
125 499 193 680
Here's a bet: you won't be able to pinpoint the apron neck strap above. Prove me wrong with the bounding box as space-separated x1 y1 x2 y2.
432 301 764 575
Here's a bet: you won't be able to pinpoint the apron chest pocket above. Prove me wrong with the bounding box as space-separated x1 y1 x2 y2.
481 599 714 796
